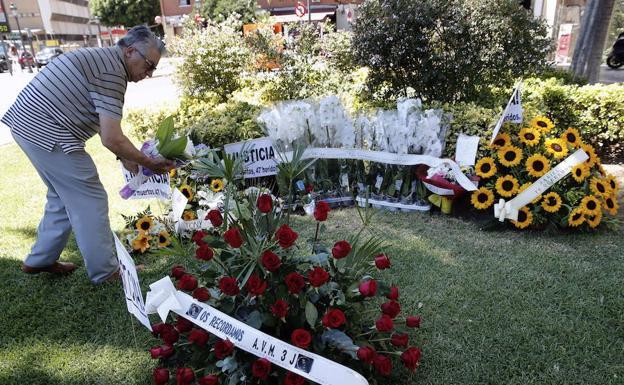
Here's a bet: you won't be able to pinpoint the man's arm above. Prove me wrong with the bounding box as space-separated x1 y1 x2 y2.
99 114 174 174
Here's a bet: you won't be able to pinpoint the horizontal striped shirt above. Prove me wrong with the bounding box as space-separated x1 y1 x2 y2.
1 46 129 153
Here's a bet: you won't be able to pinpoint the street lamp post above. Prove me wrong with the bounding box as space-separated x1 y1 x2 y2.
9 2 32 73
94 16 102 47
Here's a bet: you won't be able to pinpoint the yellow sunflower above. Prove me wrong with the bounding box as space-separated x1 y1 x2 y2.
497 145 523 167
182 210 197 221
519 127 541 147
571 163 590 183
603 195 619 216
580 195 601 216
179 183 194 201
495 175 519 198
132 233 152 253
491 133 511 149
511 207 533 229
586 210 602 229
605 175 619 192
475 157 497 179
210 178 225 192
561 128 581 148
581 143 597 167
169 168 177 178
135 215 154 232
541 192 562 213
471 187 495 210
525 154 550 178
519 183 542 204
544 138 569 159
157 231 171 247
530 115 554 133
567 207 585 227
589 177 612 198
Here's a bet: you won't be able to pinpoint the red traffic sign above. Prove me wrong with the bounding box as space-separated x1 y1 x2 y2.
295 2 307 18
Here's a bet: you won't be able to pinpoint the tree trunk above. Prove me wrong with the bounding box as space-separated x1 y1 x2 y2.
571 0 598 77
585 0 617 83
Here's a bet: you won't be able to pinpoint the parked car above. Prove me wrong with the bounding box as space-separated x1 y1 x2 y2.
18 51 35 69
0 54 8 73
36 47 63 67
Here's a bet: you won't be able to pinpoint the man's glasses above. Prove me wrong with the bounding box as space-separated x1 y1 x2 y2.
134 47 157 72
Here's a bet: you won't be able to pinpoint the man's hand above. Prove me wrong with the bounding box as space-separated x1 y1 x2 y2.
120 158 139 174
147 156 176 174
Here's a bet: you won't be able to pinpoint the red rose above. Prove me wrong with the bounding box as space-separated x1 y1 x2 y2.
153 368 169 385
406 316 421 328
359 279 377 297
171 265 186 279
271 299 289 319
313 200 331 221
390 332 409 347
386 286 399 300
176 367 195 385
257 194 273 213
189 328 209 346
261 250 281 272
245 273 267 296
214 339 235 359
223 227 243 248
206 209 223 227
161 327 179 344
400 347 422 372
285 272 305 294
177 274 198 291
159 344 174 358
284 372 305 385
305 184 314 193
219 276 240 296
193 287 211 302
275 224 298 248
331 240 351 259
198 374 219 385
380 301 401 319
251 358 271 379
374 253 391 269
322 308 346 328
151 322 165 337
373 354 392 376
357 346 376 364
307 266 330 287
196 244 214 261
375 314 394 332
176 316 194 333
192 230 207 246
149 346 162 359
291 328 312 349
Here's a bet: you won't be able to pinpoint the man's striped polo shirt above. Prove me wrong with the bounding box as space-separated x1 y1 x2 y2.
1 46 129 153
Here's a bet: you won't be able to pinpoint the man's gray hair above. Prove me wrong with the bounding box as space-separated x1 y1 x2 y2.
117 25 165 54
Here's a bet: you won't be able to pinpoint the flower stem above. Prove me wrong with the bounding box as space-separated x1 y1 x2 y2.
313 221 320 251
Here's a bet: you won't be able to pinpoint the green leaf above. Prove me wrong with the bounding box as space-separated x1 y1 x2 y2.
320 329 358 359
305 301 318 328
156 115 175 147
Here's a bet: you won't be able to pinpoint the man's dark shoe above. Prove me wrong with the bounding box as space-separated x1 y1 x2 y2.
22 262 78 275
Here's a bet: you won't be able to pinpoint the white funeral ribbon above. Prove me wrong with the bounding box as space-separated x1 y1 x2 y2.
494 149 588 221
145 277 369 385
283 148 477 192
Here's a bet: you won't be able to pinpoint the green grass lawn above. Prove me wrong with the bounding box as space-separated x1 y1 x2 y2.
0 140 623 385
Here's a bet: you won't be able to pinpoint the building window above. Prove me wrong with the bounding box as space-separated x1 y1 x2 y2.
179 0 191 6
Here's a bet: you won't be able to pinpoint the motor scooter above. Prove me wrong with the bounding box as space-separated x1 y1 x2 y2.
606 32 624 69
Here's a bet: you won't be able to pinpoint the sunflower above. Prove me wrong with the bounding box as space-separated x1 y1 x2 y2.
602 195 619 216
525 154 550 178
131 233 152 253
567 207 585 227
519 127 541 147
179 183 193 201
580 195 601 216
544 138 569 159
475 157 497 179
157 231 171 247
495 175 519 198
210 178 225 192
541 192 562 213
135 215 154 232
586 210 602 229
169 168 177 178
561 127 581 148
519 183 542 204
497 145 523 167
581 143 598 167
511 207 533 229
182 210 197 221
605 175 619 192
530 115 554 133
491 133 511 149
571 163 590 183
471 187 495 210
589 177 612 198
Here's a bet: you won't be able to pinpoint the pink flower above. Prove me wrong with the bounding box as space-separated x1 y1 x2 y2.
359 279 377 297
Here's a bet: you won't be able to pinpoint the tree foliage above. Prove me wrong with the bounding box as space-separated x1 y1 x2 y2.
352 0 552 105
90 0 161 28
201 0 258 24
